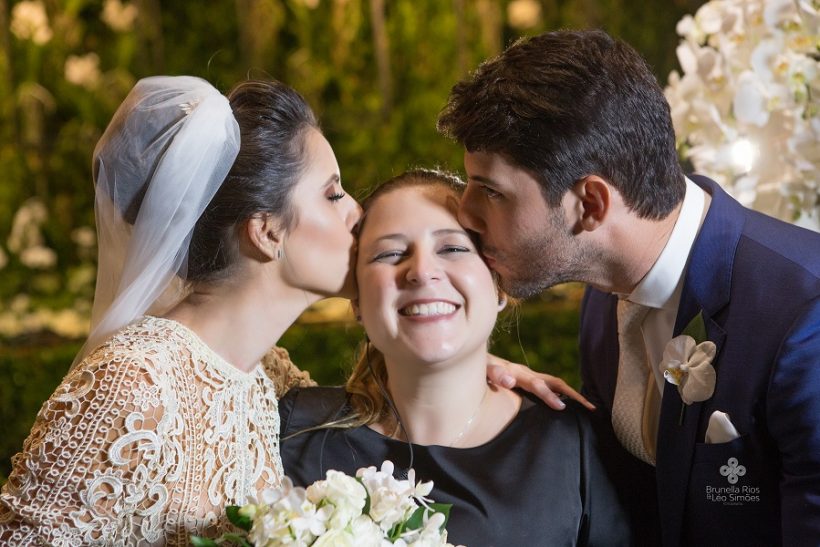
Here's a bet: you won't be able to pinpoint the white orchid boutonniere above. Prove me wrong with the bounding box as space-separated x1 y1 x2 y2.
661 312 717 405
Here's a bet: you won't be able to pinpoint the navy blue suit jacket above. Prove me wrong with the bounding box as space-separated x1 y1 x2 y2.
579 175 820 546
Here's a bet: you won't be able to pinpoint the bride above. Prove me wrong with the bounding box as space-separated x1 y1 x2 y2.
0 75 360 545
0 76 587 545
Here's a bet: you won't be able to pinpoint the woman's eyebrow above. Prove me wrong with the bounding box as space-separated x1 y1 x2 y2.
372 228 467 243
433 228 469 237
323 173 341 188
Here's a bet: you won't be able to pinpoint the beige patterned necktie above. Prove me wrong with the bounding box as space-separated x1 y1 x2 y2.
611 299 658 465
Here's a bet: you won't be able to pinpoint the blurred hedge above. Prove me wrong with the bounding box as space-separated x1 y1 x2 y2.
0 293 581 480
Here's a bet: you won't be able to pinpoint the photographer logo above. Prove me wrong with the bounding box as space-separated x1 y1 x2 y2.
720 457 746 484
705 457 759 505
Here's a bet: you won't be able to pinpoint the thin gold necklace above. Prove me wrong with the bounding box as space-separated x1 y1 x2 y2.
390 387 489 447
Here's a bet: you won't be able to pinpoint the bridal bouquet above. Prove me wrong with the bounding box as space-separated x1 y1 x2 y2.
192 461 460 546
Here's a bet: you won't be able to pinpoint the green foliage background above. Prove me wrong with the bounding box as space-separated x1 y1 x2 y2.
0 0 705 481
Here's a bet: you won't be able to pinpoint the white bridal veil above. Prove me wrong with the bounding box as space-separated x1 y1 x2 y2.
73 75 241 367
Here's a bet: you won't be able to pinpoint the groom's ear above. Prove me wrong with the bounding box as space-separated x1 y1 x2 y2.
571 176 611 232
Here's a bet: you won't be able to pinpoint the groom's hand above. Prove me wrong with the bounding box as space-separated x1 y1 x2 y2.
486 354 595 411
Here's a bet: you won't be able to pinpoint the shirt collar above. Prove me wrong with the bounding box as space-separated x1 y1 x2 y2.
626 177 708 310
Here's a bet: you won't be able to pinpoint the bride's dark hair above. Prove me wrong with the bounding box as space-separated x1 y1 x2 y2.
95 79 318 285
186 80 319 282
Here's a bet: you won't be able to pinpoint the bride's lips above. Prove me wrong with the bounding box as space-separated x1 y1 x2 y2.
397 299 461 321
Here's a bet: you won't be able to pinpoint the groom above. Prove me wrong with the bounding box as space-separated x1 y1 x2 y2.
438 30 820 546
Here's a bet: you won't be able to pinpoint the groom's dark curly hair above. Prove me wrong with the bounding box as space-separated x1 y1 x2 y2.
437 29 685 220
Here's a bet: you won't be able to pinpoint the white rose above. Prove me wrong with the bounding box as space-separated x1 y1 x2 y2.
348 515 384 547
368 489 416 530
310 470 367 529
249 509 286 545
312 528 356 547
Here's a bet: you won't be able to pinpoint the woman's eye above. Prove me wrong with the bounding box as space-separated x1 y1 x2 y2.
440 245 470 255
328 192 346 202
482 185 502 199
372 250 405 263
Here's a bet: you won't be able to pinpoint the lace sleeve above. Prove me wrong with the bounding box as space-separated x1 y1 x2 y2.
0 347 172 545
261 346 316 397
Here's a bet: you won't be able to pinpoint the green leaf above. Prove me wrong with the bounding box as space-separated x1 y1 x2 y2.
404 506 427 531
226 505 253 531
219 533 254 547
387 520 404 541
403 503 452 532
191 533 252 547
682 312 708 344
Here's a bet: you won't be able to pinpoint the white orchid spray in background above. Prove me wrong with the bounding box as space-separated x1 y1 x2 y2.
665 0 820 230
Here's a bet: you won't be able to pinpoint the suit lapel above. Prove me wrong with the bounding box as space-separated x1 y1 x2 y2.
655 175 744 547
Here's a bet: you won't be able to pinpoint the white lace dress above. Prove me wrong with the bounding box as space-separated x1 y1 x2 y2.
0 316 314 546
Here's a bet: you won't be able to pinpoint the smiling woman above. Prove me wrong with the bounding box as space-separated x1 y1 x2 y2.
279 169 633 546
356 176 499 376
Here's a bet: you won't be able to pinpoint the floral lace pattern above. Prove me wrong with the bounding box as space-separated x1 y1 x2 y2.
0 316 313 546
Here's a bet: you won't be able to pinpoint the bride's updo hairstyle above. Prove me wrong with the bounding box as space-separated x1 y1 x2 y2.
187 80 318 283
80 76 318 366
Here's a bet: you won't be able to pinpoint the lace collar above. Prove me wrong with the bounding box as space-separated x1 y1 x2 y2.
136 316 266 383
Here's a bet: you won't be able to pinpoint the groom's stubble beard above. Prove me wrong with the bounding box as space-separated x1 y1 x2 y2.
496 207 595 299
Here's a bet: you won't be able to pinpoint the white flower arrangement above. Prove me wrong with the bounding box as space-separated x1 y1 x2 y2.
192 461 461 547
665 0 820 230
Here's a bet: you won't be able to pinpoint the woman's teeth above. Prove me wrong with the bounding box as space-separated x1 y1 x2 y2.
400 302 457 317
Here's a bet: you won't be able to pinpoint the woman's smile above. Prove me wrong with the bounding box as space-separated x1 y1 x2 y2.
397 299 461 319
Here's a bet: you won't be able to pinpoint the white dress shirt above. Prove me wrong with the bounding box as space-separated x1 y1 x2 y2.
624 177 711 394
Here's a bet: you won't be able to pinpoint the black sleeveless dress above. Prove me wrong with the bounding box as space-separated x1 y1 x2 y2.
279 387 632 547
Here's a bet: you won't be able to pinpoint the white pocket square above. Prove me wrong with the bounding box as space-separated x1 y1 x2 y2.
705 410 740 444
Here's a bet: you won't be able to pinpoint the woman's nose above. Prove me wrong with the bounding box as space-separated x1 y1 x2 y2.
457 189 485 234
345 195 363 230
405 251 442 284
